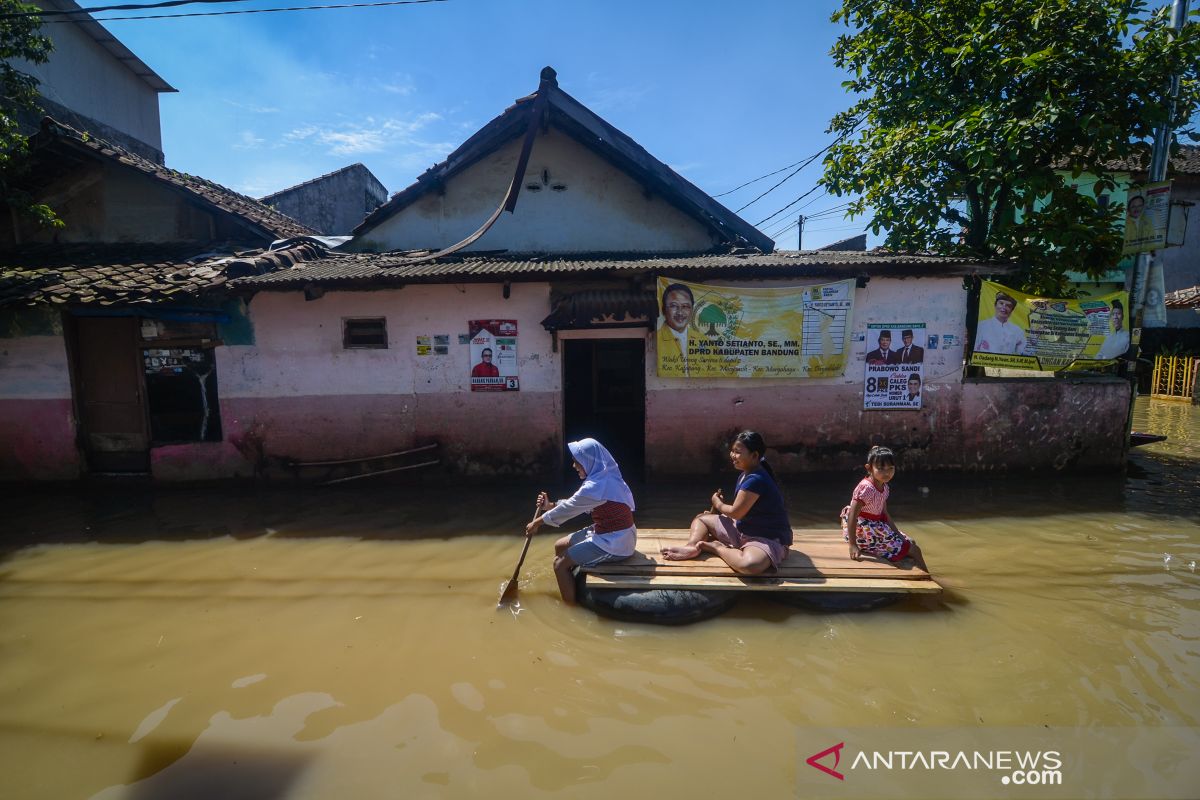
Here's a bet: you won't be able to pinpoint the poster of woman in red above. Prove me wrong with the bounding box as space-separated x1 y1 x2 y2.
469 319 520 391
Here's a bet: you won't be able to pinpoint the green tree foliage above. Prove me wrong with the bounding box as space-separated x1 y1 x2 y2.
822 0 1200 294
0 0 57 229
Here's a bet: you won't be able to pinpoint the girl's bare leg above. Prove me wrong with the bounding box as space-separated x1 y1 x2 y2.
554 554 579 605
554 534 572 557
697 540 772 575
907 541 929 571
661 514 717 560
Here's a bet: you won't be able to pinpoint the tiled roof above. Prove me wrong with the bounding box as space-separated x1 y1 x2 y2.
34 118 316 241
1165 284 1200 310
230 249 1011 290
354 68 774 252
0 242 325 307
1058 144 1200 176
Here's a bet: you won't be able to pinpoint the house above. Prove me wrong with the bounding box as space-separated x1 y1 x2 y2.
260 163 388 236
0 118 318 479
0 68 1133 481
12 0 174 163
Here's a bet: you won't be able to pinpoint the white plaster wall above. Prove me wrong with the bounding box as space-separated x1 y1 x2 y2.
0 334 72 399
17 7 162 151
221 283 559 397
645 275 969 391
359 130 717 253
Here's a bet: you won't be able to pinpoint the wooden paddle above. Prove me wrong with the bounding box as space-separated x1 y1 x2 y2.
498 503 542 606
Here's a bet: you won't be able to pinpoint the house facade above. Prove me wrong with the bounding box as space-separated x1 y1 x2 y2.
0 69 1132 481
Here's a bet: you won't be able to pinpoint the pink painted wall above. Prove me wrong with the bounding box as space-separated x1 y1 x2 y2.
0 334 80 480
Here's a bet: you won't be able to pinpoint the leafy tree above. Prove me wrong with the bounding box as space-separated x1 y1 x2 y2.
1 0 58 229
822 0 1200 295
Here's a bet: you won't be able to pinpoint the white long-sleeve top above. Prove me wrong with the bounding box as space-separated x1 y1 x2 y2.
542 493 636 556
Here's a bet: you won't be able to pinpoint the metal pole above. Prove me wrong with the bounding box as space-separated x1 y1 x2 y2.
797 215 805 250
1131 0 1190 325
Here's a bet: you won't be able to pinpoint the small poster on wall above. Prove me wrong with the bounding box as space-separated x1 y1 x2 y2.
469 319 519 391
863 323 925 410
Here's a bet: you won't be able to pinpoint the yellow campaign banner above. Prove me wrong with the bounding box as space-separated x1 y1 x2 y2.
970 281 1130 370
655 277 854 378
1121 181 1171 255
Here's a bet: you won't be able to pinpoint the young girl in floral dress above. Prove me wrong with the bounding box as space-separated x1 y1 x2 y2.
840 446 928 570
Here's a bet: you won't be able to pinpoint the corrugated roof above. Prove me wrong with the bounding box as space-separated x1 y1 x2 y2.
33 118 317 241
230 249 1012 290
1165 284 1200 310
1057 144 1200 176
353 67 774 252
0 242 325 307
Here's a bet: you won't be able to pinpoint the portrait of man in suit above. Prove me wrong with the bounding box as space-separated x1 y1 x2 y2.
898 329 924 364
865 329 899 365
656 282 694 375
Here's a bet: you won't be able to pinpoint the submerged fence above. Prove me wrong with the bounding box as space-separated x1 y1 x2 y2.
1151 355 1198 401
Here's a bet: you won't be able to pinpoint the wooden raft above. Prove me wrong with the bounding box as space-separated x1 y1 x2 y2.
580 529 942 594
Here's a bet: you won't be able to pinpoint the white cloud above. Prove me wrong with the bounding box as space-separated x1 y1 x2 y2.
283 113 444 157
232 130 265 150
224 100 280 114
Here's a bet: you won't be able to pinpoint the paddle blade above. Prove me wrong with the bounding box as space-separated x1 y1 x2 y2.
497 577 519 606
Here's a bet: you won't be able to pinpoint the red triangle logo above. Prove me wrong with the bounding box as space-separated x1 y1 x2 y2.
806 741 845 780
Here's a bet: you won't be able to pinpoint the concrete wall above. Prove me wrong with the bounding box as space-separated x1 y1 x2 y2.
262 164 387 235
356 130 718 253
0 276 1132 481
1161 176 1199 328
16 4 163 155
0 331 80 480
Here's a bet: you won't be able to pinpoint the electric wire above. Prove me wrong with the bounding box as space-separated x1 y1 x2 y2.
37 0 446 22
1 0 252 18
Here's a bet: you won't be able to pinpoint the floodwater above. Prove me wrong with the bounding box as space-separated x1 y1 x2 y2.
1 397 1198 800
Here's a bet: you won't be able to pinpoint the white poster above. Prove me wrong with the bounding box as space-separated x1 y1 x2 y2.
863 323 925 410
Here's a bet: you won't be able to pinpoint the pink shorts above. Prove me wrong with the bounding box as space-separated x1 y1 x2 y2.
707 514 790 570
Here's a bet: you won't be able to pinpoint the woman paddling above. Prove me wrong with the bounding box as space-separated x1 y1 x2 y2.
661 430 791 575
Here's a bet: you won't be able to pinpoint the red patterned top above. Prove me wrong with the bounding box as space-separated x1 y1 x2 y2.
591 500 635 534
851 478 889 519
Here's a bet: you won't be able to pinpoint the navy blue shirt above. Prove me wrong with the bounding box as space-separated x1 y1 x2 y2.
735 467 791 545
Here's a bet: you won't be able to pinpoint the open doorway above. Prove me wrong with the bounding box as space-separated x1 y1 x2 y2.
562 338 645 481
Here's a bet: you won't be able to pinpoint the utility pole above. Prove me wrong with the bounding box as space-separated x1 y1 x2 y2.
1131 0 1190 327
797 215 805 250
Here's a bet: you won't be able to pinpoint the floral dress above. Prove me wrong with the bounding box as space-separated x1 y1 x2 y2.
840 478 912 561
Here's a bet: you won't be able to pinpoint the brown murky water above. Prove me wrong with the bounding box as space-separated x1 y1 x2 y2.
2 397 1198 799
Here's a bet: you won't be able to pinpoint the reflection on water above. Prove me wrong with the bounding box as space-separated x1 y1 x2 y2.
1 398 1198 799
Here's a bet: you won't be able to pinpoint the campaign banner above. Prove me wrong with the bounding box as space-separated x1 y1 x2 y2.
969 281 1130 370
655 277 855 378
1121 181 1171 255
863 324 925 410
469 319 519 391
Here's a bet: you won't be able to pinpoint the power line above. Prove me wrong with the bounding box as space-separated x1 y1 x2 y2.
732 142 836 214
1 0 250 18
713 153 822 199
752 184 823 227
40 0 446 22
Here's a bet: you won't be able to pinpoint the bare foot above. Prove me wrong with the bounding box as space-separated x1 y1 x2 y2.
661 544 701 560
697 540 725 555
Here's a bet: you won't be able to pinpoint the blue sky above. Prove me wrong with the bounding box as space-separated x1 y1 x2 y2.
106 0 869 249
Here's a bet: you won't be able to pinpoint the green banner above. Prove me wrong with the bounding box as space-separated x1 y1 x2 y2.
970 281 1130 370
656 277 855 378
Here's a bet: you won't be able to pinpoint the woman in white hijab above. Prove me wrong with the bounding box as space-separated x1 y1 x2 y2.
526 438 637 605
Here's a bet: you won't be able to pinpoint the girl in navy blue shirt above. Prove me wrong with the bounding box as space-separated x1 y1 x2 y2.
661 430 791 574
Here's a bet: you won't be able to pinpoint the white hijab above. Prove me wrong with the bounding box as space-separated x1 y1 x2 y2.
568 438 636 510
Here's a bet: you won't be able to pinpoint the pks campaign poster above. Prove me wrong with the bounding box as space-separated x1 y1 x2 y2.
469 319 519 391
863 323 925 410
969 281 1131 370
655 276 855 378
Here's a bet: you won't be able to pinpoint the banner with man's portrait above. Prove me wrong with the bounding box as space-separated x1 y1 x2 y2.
655 276 855 378
1121 181 1171 256
969 281 1131 370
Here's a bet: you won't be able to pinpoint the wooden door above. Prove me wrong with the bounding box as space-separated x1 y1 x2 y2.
73 316 150 472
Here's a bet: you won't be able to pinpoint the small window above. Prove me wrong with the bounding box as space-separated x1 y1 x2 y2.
142 346 222 443
343 317 388 349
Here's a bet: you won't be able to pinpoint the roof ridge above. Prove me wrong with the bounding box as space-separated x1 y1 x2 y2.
260 162 383 201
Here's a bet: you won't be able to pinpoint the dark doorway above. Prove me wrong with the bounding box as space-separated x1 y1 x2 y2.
562 338 645 480
72 316 150 473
